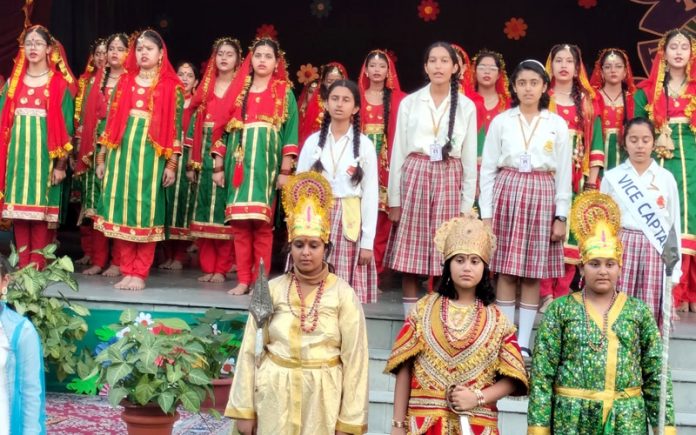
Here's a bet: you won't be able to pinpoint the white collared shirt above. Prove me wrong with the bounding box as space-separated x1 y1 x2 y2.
479 107 572 219
601 159 682 283
0 322 9 435
387 83 478 212
297 125 379 250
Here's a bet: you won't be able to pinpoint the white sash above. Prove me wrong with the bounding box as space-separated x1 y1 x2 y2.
605 167 671 255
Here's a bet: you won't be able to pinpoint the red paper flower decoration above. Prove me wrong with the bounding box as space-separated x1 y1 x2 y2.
578 0 597 8
503 17 528 40
256 24 278 40
418 0 440 22
297 63 319 85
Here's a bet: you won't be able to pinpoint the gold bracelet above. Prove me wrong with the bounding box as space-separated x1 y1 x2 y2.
391 418 407 428
473 388 486 407
96 153 106 166
165 160 178 171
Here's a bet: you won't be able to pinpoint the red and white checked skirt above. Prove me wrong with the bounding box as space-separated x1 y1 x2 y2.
386 154 463 276
490 168 563 279
328 200 378 304
617 228 664 323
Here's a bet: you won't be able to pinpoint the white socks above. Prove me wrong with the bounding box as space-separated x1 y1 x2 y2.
496 299 516 323
403 297 419 318
518 302 539 355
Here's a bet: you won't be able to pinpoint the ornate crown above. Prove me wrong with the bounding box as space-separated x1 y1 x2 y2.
570 191 623 264
434 212 496 263
281 172 333 243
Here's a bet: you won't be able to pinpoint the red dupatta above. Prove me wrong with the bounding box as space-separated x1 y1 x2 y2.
471 50 511 126
75 65 109 175
99 30 183 159
589 48 637 141
298 61 348 147
0 25 76 201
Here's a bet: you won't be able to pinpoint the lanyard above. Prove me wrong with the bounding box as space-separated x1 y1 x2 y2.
329 134 351 178
517 114 541 152
429 102 450 142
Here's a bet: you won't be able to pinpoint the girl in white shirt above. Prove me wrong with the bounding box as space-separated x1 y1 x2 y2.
479 60 572 357
297 79 380 303
386 42 478 317
600 117 681 324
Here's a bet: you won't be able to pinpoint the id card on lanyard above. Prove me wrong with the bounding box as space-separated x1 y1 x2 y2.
429 101 450 162
517 114 540 173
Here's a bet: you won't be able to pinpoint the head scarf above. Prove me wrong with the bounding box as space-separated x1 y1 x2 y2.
74 38 106 126
99 29 183 159
589 48 637 140
298 61 348 146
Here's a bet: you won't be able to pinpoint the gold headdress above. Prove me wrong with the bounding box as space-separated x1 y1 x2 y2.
281 172 334 243
434 212 496 263
570 191 623 264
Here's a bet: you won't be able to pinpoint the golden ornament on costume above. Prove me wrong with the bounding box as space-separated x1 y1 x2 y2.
434 211 496 263
281 172 334 243
569 191 623 264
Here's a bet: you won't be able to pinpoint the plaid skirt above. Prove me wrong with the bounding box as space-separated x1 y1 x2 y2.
328 200 378 304
490 168 564 279
386 154 462 276
617 228 664 323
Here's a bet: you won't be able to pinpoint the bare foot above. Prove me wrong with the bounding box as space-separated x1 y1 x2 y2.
674 312 681 322
114 276 131 289
83 265 103 275
75 255 91 265
210 273 225 283
158 259 173 269
168 260 184 270
102 265 121 277
690 302 696 313
124 276 146 291
677 302 689 313
198 273 213 282
227 283 249 296
229 264 238 273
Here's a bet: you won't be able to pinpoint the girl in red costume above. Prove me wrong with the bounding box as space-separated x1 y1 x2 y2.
298 62 347 147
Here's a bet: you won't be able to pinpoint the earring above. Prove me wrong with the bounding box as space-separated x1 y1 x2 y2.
0 286 7 297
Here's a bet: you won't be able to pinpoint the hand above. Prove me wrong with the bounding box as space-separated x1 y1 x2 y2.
51 168 66 185
96 163 106 180
212 171 225 188
449 385 478 412
69 155 76 170
358 248 373 266
186 170 196 183
388 206 401 223
276 173 289 189
162 168 176 187
390 429 407 435
551 220 566 242
236 419 256 435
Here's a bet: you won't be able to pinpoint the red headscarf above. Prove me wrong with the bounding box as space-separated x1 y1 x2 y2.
99 29 183 159
298 61 348 147
75 65 109 175
590 48 637 139
188 37 242 167
471 50 511 118
223 37 293 187
637 30 696 131
0 25 77 201
74 38 106 128
357 50 405 163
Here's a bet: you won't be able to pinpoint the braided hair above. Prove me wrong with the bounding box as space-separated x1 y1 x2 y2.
423 42 460 160
101 33 129 93
550 44 588 130
310 79 364 186
363 51 392 141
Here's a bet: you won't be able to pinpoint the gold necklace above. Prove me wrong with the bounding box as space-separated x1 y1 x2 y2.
667 78 687 98
582 289 618 352
139 69 157 80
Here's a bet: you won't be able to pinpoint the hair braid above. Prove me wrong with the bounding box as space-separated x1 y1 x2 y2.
311 110 331 173
382 87 392 142
571 76 585 130
238 69 253 150
101 65 111 94
442 77 459 160
350 111 364 185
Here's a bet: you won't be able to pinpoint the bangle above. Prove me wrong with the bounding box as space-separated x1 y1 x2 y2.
213 166 225 173
96 153 106 166
54 158 68 171
165 159 178 171
279 168 292 176
473 388 486 407
391 419 407 428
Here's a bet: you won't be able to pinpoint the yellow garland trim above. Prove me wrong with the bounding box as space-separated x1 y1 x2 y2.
49 142 74 159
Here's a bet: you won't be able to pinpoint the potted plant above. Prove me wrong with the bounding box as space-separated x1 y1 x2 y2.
191 308 246 414
79 309 212 435
5 244 90 382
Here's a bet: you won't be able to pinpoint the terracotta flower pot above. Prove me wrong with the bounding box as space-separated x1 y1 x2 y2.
201 377 233 413
120 400 180 435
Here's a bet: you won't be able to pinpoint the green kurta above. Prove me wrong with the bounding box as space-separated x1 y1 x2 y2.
0 82 74 226
165 141 194 240
75 80 106 222
95 88 184 242
528 292 676 434
189 114 231 239
221 86 299 223
634 89 696 256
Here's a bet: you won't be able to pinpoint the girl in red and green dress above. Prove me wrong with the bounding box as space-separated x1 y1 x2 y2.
358 49 405 278
471 50 510 160
214 38 299 296
185 38 241 283
0 25 76 269
590 48 637 172
73 37 106 270
539 44 604 311
298 62 347 148
635 29 696 313
156 60 200 271
94 29 184 291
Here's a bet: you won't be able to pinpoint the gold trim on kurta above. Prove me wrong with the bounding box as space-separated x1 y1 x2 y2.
266 351 340 369
14 108 46 117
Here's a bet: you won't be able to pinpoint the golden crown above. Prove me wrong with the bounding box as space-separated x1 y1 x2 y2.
281 172 333 243
434 212 496 263
570 191 623 264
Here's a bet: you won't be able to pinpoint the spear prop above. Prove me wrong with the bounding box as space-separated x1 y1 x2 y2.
249 259 273 362
658 226 679 434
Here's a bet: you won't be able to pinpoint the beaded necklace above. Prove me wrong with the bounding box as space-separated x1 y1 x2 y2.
581 289 618 352
440 297 482 349
286 273 326 333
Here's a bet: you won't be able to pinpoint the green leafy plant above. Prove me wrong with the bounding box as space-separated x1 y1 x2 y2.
81 309 213 414
191 308 245 379
5 244 90 382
